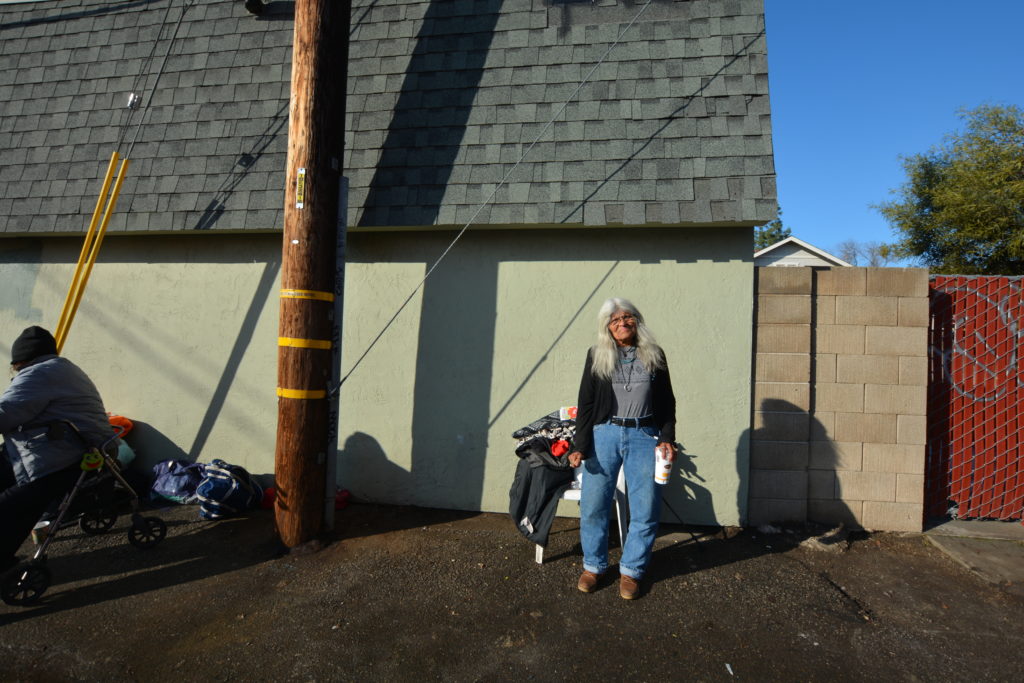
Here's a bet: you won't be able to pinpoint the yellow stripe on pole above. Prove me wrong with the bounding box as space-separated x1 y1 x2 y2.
278 337 332 349
277 388 327 399
56 151 120 348
280 288 334 302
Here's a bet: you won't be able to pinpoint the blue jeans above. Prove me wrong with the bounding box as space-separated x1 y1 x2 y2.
580 423 661 580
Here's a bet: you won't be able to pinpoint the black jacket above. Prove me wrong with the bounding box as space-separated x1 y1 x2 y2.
573 346 676 457
508 456 574 547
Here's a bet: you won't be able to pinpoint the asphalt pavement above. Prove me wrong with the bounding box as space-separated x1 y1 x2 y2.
1 503 1022 681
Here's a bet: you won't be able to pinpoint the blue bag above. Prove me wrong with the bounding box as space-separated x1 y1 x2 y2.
151 460 206 504
195 459 263 520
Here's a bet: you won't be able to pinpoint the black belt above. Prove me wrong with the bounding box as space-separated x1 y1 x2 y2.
607 415 656 428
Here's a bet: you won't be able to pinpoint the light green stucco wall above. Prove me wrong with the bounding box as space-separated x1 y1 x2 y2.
0 227 752 525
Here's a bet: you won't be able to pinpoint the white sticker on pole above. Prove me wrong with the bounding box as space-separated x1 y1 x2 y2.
296 167 306 209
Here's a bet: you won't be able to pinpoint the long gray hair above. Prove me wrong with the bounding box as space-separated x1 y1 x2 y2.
591 297 665 381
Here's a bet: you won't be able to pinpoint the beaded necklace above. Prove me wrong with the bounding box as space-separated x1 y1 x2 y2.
617 346 637 392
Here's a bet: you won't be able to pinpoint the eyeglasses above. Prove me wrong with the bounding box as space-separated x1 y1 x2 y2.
609 314 635 326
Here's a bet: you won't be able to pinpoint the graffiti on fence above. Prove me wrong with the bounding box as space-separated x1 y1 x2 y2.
930 278 1023 403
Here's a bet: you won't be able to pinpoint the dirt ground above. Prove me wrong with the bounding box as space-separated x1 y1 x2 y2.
1 503 1022 682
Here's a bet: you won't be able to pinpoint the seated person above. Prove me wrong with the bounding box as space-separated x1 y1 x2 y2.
0 327 113 572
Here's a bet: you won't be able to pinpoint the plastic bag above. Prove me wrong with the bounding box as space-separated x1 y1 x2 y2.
151 459 206 504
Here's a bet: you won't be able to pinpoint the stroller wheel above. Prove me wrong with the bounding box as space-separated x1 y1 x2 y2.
80 508 118 535
128 516 167 549
1 561 51 606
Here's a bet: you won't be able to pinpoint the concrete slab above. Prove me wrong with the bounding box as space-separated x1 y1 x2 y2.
925 518 1024 541
925 534 1024 597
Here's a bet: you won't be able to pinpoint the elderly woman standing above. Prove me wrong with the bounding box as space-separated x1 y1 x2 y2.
567 298 676 599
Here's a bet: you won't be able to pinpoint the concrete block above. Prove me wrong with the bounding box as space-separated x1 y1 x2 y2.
809 411 834 440
809 499 864 528
754 382 810 411
836 355 899 384
816 267 865 296
753 410 809 442
816 325 865 354
756 324 810 353
808 470 836 499
814 353 836 383
862 443 925 475
896 473 925 504
865 268 929 298
758 294 812 324
750 441 809 470
897 414 927 445
861 501 923 532
898 297 929 327
809 440 863 471
748 497 806 525
755 353 810 383
750 470 808 500
835 296 898 326
757 266 812 294
815 295 835 325
899 355 928 386
864 384 926 416
864 326 927 357
815 383 864 413
835 470 897 502
834 412 896 443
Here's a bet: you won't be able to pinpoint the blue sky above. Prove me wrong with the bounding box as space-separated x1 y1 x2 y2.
763 0 1024 259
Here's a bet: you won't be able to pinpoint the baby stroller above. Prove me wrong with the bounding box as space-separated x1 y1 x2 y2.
1 421 167 606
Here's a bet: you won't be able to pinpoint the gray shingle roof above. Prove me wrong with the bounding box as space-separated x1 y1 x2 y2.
0 0 775 235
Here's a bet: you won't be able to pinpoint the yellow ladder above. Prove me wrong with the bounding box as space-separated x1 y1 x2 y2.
54 151 130 353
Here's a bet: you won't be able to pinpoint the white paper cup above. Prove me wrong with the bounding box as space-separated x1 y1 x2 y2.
654 445 672 485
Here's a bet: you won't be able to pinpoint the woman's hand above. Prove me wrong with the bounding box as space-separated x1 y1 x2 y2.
657 442 676 462
568 451 583 468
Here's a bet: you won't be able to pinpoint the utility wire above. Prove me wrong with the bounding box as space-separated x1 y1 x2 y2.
122 0 195 160
338 0 655 388
114 0 178 153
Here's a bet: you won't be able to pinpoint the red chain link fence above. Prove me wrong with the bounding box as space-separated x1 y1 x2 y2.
926 275 1024 521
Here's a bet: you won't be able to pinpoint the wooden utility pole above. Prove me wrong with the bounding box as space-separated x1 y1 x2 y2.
275 0 351 547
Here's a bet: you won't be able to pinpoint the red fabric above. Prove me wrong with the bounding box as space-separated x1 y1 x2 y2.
550 440 570 457
108 414 134 437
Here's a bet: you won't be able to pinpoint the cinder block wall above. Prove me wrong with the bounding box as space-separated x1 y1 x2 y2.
750 267 929 532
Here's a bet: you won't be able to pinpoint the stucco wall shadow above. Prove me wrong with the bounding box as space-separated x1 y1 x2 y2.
342 226 753 523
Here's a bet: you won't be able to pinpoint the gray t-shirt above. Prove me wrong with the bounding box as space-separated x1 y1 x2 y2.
610 346 653 419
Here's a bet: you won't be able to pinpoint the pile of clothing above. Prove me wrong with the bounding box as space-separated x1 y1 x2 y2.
508 410 577 547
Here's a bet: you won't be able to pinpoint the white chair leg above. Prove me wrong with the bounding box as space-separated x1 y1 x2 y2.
535 543 544 564
614 469 629 545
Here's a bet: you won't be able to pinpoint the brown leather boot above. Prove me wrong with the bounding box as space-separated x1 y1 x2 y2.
619 574 640 600
577 570 603 593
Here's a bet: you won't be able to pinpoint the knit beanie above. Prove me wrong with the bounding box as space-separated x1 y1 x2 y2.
11 326 58 364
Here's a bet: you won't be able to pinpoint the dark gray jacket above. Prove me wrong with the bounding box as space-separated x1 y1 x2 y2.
0 355 111 484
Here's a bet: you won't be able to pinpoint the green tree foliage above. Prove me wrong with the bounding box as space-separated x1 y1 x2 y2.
878 104 1024 274
754 206 791 251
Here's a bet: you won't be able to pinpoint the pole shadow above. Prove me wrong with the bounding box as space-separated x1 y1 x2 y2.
187 260 280 459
